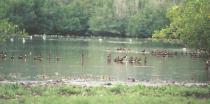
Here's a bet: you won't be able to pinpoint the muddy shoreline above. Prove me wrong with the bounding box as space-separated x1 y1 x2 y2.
0 79 209 87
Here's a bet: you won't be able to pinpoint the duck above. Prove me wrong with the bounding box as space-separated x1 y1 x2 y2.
0 51 6 58
114 55 127 63
1 54 7 59
10 55 14 60
114 56 120 62
144 56 147 64
107 53 112 63
141 49 145 53
190 52 200 58
116 48 126 52
134 57 141 62
34 55 43 61
56 56 61 61
18 55 24 59
36 55 42 59
128 77 135 82
18 54 27 59
129 56 141 63
34 57 42 61
129 56 135 63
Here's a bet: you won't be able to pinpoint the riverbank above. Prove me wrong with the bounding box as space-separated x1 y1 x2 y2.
0 79 209 87
0 80 210 104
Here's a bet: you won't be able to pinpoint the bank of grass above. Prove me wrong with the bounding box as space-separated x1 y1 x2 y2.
0 84 210 104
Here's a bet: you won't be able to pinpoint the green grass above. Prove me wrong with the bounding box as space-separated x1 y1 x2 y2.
0 84 210 104
1 95 210 104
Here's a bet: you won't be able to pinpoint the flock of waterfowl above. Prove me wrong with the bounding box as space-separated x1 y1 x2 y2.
107 53 147 64
106 48 210 69
1 47 209 65
0 51 61 62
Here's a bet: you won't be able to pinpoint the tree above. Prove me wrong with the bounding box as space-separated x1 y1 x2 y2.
0 19 27 42
88 0 124 36
127 6 169 38
1 0 180 37
153 0 210 52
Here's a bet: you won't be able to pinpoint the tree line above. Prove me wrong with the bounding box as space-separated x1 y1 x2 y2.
0 0 181 37
0 0 209 52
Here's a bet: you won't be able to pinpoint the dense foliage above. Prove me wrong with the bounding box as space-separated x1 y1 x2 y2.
0 0 27 41
153 0 210 52
1 0 209 52
0 0 180 37
0 19 27 42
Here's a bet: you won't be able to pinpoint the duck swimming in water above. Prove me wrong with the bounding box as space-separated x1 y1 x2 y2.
18 55 24 59
114 55 127 63
34 57 42 61
128 56 141 63
129 56 135 63
34 55 43 61
134 57 141 62
18 54 27 60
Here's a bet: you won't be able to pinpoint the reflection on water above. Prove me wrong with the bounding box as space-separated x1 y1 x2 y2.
0 36 209 82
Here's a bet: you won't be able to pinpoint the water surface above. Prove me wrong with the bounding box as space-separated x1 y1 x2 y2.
0 36 209 82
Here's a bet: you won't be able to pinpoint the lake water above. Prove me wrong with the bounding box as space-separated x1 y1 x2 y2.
0 36 209 83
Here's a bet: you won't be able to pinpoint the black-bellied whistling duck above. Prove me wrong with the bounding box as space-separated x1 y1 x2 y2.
142 49 145 53
1 54 6 59
107 53 112 64
56 56 61 62
135 57 141 62
81 53 85 65
34 57 42 61
18 55 24 59
129 56 135 63
0 51 4 57
18 54 27 60
144 56 147 65
114 55 126 63
34 54 43 61
128 77 135 82
10 55 14 60
114 56 120 62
